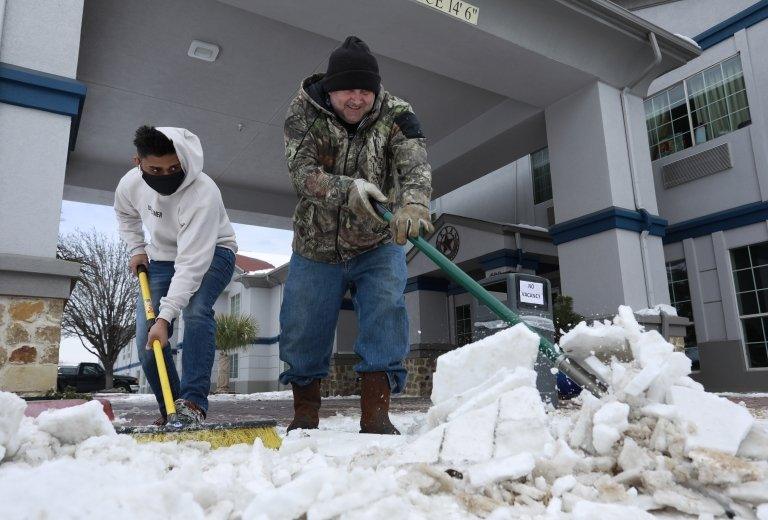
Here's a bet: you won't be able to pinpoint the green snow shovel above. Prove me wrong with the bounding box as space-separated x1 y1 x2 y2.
377 202 607 397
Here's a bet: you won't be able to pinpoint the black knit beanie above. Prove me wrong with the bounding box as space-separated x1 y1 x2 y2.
322 36 381 95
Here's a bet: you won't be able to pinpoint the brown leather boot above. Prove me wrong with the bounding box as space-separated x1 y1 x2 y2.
359 372 400 435
287 380 321 432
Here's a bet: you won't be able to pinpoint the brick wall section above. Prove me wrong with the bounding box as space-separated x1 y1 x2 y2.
0 296 64 395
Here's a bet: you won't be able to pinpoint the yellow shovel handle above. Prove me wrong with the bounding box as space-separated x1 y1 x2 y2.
151 339 176 416
137 265 176 416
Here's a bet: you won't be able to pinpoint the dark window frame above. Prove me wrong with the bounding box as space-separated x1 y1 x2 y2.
731 242 768 369
455 304 472 347
666 259 699 371
531 147 553 205
230 293 241 316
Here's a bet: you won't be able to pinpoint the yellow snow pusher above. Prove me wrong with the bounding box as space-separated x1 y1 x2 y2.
116 265 281 449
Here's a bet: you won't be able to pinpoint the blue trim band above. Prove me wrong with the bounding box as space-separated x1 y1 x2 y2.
115 336 280 372
478 249 539 271
447 283 467 296
340 299 355 310
409 248 553 295
548 207 667 245
694 0 768 50
405 276 450 294
664 201 768 244
114 362 142 373
0 62 87 151
253 335 280 345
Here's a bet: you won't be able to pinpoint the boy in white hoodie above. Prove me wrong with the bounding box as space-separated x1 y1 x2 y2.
114 126 238 426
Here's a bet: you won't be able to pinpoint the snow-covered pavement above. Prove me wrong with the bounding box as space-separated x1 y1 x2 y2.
1 306 767 519
102 391 431 429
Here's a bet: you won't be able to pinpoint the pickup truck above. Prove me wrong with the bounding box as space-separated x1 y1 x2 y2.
57 362 139 393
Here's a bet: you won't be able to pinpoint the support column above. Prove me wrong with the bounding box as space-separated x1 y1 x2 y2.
0 0 85 394
546 81 669 317
403 282 452 397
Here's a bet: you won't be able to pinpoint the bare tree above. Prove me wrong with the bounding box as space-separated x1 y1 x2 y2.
58 230 136 389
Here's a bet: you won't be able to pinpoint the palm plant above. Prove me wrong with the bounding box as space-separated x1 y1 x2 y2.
215 313 258 393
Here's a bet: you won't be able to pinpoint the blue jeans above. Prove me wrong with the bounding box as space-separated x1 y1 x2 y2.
279 243 409 393
136 246 235 415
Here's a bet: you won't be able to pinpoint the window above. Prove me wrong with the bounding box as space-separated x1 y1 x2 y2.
731 242 768 368
645 54 751 161
230 293 241 316
531 148 553 204
229 354 239 379
666 260 699 370
455 304 472 346
82 364 102 376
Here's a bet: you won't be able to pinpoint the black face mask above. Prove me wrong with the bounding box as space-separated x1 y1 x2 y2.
141 169 186 195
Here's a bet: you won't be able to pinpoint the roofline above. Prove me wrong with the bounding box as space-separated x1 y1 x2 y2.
406 213 553 263
234 262 289 288
694 0 768 50
558 0 701 62
431 213 552 238
611 0 681 10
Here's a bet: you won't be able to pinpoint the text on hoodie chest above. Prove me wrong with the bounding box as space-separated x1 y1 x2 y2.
147 203 162 219
145 202 185 227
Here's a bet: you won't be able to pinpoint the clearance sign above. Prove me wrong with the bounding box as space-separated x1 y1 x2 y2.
415 0 480 25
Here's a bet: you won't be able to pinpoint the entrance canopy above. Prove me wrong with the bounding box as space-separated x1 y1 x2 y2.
65 0 698 228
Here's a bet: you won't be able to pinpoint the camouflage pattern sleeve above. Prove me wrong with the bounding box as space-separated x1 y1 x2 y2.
284 96 353 207
389 108 432 209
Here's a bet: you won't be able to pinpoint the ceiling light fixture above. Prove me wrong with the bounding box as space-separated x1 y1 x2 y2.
187 40 220 62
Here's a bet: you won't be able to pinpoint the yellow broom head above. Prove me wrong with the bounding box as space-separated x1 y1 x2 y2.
116 420 282 450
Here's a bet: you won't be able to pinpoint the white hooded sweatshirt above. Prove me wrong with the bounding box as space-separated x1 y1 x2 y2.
114 127 238 323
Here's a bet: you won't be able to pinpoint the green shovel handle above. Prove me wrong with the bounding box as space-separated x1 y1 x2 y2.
374 201 607 396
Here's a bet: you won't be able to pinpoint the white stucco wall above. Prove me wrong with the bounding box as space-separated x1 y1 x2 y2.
0 0 84 77
0 105 71 257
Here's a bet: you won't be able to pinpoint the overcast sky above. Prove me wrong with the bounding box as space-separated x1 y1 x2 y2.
58 200 293 365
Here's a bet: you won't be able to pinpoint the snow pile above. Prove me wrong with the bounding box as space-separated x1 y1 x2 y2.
635 304 678 316
36 400 116 445
0 402 470 519
0 392 26 461
675 33 701 49
559 319 629 362
1 305 767 519
404 305 767 518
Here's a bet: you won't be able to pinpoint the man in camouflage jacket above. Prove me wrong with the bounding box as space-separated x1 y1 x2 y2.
279 36 433 435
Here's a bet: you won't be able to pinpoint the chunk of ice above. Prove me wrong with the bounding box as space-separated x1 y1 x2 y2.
0 392 26 461
431 324 539 404
466 453 535 487
668 386 754 455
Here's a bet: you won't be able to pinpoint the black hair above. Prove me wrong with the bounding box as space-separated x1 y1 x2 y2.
133 125 176 157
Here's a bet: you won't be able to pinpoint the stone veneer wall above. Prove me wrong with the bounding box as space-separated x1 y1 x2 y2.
402 356 439 397
320 354 360 397
0 296 64 395
321 344 455 398
402 344 453 397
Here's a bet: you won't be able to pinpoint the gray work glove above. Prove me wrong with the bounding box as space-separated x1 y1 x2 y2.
391 203 434 245
348 179 387 223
